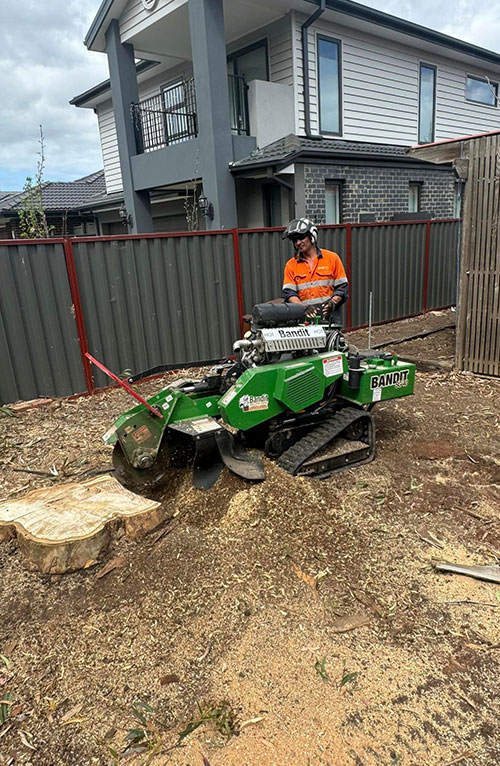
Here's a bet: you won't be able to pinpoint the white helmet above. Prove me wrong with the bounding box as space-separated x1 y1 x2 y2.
282 217 319 245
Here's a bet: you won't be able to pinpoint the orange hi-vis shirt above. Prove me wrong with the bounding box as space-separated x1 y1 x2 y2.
282 249 348 306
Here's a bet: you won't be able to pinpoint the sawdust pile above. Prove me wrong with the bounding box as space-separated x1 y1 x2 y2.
0 312 499 765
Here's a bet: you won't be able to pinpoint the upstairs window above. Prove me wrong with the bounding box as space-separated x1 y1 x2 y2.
466 75 497 106
418 63 436 144
227 40 269 83
317 36 342 135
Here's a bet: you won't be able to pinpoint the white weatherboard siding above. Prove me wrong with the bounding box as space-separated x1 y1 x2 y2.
269 15 294 86
97 64 193 194
97 103 123 194
293 13 500 144
120 0 186 42
435 63 500 139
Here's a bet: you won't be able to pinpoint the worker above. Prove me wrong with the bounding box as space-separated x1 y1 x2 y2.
281 217 348 324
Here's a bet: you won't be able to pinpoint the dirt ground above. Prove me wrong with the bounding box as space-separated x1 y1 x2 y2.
1 309 499 766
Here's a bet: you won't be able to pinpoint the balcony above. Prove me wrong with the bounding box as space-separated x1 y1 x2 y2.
132 75 249 154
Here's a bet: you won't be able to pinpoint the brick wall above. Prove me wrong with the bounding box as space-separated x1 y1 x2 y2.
304 164 456 223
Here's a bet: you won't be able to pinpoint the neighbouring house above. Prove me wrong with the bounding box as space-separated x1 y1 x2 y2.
0 172 106 239
71 0 500 233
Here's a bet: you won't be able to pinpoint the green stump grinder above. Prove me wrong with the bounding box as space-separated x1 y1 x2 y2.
100 302 415 491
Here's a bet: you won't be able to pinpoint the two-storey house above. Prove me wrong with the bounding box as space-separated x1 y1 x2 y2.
72 0 500 233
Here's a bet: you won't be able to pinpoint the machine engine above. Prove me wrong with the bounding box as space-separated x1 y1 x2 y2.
233 302 348 368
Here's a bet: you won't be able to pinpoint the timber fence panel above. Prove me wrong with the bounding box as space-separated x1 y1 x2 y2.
350 224 427 327
0 241 86 405
72 233 239 388
427 221 459 310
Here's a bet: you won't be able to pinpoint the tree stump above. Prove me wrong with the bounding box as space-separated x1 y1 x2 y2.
0 475 163 573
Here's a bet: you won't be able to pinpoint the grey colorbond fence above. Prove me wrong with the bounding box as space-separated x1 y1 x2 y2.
0 220 458 405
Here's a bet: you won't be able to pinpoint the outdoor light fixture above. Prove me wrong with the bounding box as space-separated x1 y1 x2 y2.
197 193 214 220
119 205 133 228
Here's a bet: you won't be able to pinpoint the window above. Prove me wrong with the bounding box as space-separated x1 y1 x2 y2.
408 182 422 213
325 181 342 224
227 40 269 83
418 64 436 144
466 75 497 106
317 36 342 135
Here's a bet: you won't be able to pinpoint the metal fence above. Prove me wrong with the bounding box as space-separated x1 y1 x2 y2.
0 219 458 405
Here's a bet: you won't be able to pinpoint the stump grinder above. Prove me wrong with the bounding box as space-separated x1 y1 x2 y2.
98 302 415 491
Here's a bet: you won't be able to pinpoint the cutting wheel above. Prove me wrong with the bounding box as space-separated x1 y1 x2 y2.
112 439 172 492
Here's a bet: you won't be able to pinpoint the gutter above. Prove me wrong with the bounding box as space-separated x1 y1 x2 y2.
302 0 326 139
84 0 114 49
313 0 500 67
70 60 158 107
230 148 453 174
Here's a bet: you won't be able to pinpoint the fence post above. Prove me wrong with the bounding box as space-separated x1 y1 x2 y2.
232 228 245 336
346 224 352 329
422 221 431 313
63 238 94 395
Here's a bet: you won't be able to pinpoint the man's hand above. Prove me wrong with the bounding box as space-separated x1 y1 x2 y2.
322 296 341 317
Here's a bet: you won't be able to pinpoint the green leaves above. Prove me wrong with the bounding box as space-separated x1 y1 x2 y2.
314 657 329 683
340 671 358 687
178 701 238 743
0 691 13 726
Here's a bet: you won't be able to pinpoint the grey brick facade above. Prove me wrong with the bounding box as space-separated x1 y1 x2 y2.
304 164 457 223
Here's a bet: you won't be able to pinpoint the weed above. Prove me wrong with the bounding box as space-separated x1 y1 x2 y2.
122 700 158 756
0 691 13 726
314 657 329 683
340 671 358 687
178 701 238 744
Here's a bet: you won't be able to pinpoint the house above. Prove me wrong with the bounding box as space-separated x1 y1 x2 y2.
72 0 500 233
0 172 106 238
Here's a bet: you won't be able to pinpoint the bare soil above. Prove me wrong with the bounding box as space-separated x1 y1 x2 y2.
1 310 499 766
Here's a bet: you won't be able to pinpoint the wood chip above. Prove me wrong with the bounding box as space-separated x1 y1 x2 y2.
291 561 318 601
96 556 125 579
417 526 444 549
160 674 180 686
59 703 83 724
330 613 370 633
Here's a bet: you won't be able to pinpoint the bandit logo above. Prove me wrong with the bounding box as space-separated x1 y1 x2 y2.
239 394 269 412
370 370 410 390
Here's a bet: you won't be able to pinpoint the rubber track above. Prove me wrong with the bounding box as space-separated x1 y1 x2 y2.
276 407 372 476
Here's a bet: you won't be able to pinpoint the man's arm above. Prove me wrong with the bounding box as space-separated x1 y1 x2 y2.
282 261 299 303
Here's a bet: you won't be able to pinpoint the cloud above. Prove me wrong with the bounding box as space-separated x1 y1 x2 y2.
359 0 500 52
0 0 108 189
1 0 500 190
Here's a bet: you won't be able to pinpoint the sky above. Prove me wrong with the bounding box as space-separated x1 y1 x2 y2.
1 0 500 191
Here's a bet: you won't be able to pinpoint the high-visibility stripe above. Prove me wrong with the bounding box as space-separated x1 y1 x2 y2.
282 283 298 291
301 296 329 306
334 277 348 286
296 278 335 290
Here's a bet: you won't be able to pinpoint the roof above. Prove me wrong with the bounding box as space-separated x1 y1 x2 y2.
85 0 500 66
407 128 500 163
0 171 107 213
71 60 158 108
230 134 441 171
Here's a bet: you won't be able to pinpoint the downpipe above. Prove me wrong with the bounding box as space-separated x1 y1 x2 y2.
302 0 326 138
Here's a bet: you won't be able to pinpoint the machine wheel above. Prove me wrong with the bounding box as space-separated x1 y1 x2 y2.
112 438 172 492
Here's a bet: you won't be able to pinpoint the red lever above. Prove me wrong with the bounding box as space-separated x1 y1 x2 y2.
85 353 164 420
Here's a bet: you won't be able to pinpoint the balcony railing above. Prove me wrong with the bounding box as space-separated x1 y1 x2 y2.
132 75 249 154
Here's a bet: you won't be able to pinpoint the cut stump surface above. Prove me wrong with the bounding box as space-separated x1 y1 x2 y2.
0 475 162 573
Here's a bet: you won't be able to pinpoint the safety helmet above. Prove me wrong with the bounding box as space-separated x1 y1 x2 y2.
282 217 318 245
